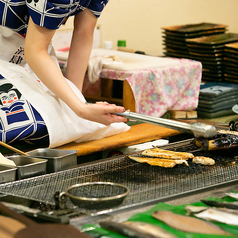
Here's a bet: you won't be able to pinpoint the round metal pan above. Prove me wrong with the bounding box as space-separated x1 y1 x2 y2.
56 182 129 210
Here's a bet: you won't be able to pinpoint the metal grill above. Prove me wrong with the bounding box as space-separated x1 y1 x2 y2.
0 139 237 213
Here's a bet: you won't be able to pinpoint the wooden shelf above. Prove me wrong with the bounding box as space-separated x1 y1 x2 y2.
84 78 136 112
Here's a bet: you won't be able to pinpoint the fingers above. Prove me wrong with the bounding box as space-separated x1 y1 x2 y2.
83 102 127 125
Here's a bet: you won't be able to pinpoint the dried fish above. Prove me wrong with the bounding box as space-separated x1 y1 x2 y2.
128 156 188 168
123 221 177 238
152 210 231 235
226 192 238 200
141 148 193 160
192 156 215 165
201 199 238 210
99 221 177 238
185 205 208 214
195 207 238 226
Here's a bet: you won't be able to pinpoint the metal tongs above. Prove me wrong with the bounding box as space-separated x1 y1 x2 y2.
116 111 217 138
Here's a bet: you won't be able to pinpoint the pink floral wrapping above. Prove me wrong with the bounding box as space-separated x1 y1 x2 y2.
100 58 202 117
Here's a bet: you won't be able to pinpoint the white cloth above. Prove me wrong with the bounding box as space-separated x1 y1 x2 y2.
87 55 123 83
0 27 130 148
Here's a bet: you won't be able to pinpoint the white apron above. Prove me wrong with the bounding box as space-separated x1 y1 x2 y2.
0 26 130 148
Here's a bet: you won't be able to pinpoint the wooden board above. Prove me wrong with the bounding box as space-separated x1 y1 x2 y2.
56 123 181 157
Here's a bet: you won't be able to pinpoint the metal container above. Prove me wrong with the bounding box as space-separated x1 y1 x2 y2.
27 148 78 173
0 165 17 184
56 182 130 210
7 155 47 180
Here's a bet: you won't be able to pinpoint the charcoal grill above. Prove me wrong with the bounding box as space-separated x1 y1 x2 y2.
0 139 237 215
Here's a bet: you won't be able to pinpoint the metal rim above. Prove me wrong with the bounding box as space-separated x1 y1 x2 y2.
64 182 129 202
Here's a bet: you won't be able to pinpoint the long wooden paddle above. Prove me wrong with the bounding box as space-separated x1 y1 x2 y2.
0 202 90 238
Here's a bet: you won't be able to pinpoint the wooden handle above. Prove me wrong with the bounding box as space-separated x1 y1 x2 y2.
0 202 36 227
0 141 30 156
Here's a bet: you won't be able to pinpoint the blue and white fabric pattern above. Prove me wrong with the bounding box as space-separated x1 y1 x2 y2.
0 0 109 34
0 74 49 144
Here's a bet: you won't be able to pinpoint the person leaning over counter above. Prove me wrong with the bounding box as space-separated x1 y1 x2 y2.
0 0 126 126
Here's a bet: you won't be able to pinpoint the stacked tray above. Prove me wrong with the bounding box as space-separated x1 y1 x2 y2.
197 82 238 118
224 42 238 83
187 33 238 82
162 22 227 59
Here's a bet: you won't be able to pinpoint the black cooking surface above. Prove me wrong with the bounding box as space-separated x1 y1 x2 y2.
0 139 237 214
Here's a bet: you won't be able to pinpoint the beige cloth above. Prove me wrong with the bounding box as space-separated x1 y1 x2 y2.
87 55 123 83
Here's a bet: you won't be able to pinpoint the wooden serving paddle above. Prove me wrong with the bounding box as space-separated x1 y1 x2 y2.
0 202 90 238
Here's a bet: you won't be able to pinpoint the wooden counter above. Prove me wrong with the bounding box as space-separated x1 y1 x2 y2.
56 123 181 157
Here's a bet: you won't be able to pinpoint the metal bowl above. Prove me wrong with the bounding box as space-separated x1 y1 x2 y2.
58 182 129 210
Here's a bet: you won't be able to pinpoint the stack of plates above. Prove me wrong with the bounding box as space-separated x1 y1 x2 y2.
197 82 238 118
187 33 238 82
224 42 238 83
162 22 227 59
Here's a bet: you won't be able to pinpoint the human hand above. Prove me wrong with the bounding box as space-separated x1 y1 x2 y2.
79 102 127 126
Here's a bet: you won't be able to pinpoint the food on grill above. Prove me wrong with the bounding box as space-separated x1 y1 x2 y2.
217 130 238 136
152 210 231 235
128 147 216 168
195 207 238 226
128 156 188 168
192 156 215 165
141 148 194 160
195 129 238 150
99 221 178 238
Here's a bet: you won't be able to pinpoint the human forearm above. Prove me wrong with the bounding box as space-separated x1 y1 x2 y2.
24 18 86 115
24 17 127 126
66 9 97 91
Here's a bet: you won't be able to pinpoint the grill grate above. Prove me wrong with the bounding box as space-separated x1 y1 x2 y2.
0 139 237 213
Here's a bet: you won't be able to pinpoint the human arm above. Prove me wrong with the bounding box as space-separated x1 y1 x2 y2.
24 17 126 125
66 9 95 92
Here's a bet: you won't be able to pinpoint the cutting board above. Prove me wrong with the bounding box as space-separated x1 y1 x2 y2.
56 123 181 157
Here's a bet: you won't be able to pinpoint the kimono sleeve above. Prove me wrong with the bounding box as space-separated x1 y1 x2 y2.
87 0 109 17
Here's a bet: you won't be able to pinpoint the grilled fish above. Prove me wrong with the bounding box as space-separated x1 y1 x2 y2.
217 130 238 136
152 210 231 235
99 221 177 238
195 129 238 151
141 148 194 160
128 156 188 168
195 207 238 226
192 156 215 165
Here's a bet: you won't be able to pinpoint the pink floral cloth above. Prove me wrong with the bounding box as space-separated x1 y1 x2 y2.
100 58 202 117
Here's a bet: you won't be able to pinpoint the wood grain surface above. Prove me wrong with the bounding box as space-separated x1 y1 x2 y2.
56 123 181 156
